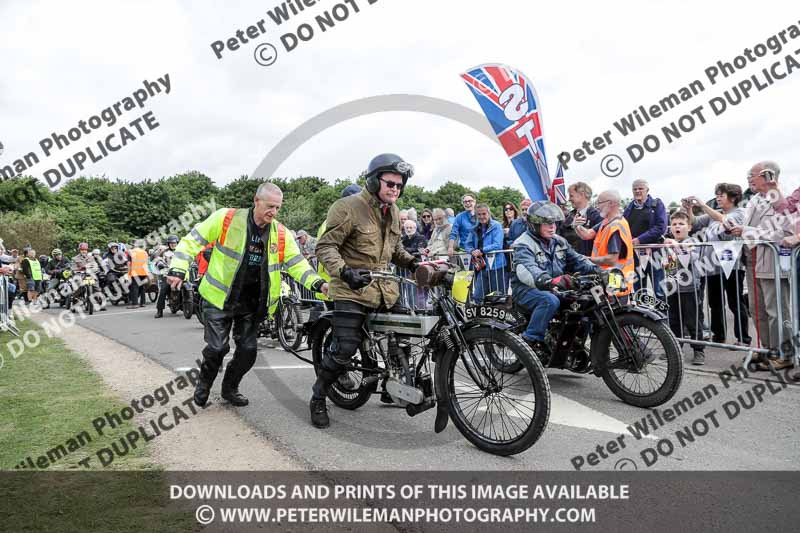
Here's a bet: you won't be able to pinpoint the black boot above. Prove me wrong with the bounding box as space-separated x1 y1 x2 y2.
193 380 212 407
221 366 250 406
310 397 329 428
221 385 249 406
155 309 163 318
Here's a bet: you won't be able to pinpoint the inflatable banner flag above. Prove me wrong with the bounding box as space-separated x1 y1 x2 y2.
461 63 552 201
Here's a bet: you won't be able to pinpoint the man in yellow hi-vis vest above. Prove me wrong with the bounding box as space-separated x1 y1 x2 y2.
167 182 328 407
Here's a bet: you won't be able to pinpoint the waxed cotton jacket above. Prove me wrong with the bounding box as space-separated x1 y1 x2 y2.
316 190 415 307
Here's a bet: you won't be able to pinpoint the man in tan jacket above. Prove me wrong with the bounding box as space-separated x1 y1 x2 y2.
310 153 418 428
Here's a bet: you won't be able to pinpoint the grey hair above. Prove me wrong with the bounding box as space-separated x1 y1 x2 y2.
751 160 781 180
632 179 649 189
475 203 492 218
406 207 418 221
432 208 446 218
445 208 455 216
255 182 283 199
600 190 621 205
403 219 418 231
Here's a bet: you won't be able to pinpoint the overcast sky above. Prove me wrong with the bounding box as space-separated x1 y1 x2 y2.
1 0 799 204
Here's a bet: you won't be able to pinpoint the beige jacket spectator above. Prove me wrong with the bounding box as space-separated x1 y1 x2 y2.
425 209 452 258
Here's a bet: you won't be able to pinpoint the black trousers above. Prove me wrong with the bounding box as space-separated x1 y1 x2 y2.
706 270 751 343
199 299 260 390
156 275 169 311
312 300 370 399
129 275 147 305
667 290 704 352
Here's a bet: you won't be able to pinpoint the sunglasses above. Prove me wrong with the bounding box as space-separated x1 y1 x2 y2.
422 214 431 219
379 177 404 190
504 207 514 211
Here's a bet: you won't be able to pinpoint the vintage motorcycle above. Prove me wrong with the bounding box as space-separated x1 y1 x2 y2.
70 271 98 315
487 268 683 408
309 263 551 456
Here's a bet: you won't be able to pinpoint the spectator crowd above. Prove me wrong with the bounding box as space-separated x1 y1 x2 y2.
2 159 799 371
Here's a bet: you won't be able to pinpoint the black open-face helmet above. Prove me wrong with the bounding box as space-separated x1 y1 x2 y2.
364 153 414 198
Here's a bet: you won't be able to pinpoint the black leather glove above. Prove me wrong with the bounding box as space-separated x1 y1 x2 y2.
310 279 325 292
534 273 552 291
340 267 371 290
408 259 421 273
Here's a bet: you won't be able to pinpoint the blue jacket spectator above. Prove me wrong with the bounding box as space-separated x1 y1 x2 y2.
464 218 507 270
448 194 477 250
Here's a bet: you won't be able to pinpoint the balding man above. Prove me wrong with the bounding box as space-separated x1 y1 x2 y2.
576 190 634 297
728 161 795 370
168 182 329 407
623 179 667 298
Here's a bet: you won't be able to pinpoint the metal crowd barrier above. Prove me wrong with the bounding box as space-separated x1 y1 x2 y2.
0 275 20 336
633 241 796 368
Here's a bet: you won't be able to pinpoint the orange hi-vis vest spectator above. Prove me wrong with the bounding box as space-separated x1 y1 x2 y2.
129 248 149 277
591 216 634 296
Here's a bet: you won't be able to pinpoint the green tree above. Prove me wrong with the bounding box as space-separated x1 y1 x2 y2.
431 181 476 214
0 209 59 255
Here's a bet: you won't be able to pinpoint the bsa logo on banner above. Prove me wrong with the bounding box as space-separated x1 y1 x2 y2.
711 241 743 279
461 63 552 201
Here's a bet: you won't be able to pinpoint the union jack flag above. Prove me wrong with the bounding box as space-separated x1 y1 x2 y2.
551 162 567 205
461 63 551 201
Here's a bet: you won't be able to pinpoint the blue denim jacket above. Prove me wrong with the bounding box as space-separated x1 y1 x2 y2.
464 219 507 270
511 231 596 295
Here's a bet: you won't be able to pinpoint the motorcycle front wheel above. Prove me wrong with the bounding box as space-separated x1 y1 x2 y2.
276 298 303 351
593 313 683 408
436 326 551 456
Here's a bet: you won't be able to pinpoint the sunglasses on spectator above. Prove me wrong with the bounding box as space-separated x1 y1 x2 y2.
379 177 404 189
422 215 431 219
504 206 514 211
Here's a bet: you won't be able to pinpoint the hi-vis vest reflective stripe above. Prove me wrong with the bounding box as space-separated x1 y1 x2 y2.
129 249 149 277
172 208 321 315
26 258 43 281
592 216 634 296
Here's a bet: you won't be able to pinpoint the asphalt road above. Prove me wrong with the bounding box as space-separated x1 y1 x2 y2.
41 302 800 471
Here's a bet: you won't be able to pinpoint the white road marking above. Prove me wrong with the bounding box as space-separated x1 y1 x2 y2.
81 308 153 317
175 365 313 372
454 381 655 439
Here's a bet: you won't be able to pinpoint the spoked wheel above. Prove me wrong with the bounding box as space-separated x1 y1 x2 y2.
311 319 378 410
436 326 550 456
148 287 157 303
276 298 303 351
593 313 683 407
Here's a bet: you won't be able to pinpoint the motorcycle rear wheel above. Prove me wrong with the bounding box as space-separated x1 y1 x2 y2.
311 319 378 410
593 313 683 408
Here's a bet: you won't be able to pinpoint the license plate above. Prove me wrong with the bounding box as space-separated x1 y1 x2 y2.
465 305 507 321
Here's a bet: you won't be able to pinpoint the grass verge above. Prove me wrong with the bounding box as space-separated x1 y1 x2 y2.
0 318 199 532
